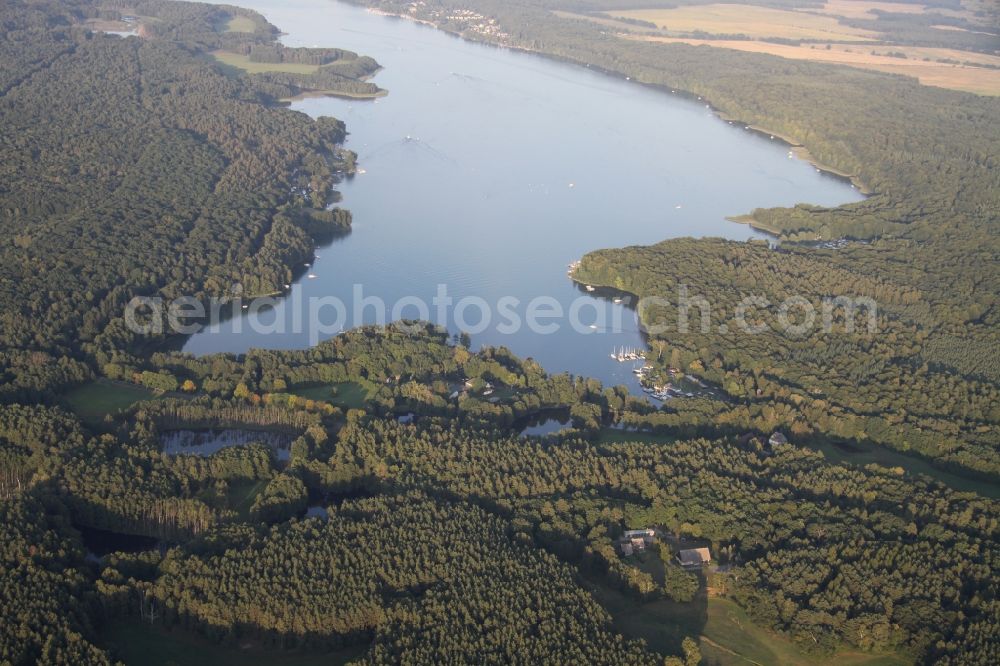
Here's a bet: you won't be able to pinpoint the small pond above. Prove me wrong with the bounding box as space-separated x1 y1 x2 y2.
160 429 294 461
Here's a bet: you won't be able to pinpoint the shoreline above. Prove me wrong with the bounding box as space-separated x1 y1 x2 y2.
361 6 874 207
725 214 781 237
713 112 872 195
280 87 388 103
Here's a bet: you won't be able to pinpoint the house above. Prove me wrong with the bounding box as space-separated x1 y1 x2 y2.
677 547 711 568
623 528 656 542
619 536 646 555
619 528 656 556
768 431 788 447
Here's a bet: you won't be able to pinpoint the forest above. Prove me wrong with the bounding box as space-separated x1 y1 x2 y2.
1 321 996 664
0 0 997 665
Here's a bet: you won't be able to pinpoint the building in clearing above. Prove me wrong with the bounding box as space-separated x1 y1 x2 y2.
623 528 656 541
677 547 711 568
620 528 656 555
768 431 788 447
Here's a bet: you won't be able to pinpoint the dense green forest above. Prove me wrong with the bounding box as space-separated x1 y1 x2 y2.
1 0 998 664
0 0 374 401
1 323 996 664
574 238 1000 476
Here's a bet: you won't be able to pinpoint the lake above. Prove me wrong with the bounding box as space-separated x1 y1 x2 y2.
186 0 864 396
161 429 294 460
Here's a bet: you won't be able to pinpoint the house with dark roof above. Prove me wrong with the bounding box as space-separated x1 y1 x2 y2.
676 547 711 568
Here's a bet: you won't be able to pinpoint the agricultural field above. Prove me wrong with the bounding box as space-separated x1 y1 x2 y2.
628 35 1000 95
568 1 1000 94
809 0 936 20
810 0 985 25
607 4 880 41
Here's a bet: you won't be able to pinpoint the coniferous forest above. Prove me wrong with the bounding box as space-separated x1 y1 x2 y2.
1 0 997 665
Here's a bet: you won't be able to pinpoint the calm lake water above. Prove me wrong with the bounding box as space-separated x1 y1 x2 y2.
161 429 294 460
186 0 863 395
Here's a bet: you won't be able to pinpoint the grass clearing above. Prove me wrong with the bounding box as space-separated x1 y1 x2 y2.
585 575 907 665
810 437 1000 498
627 547 668 586
608 4 880 41
211 50 322 75
701 598 909 666
63 379 160 426
101 618 365 666
221 15 257 33
583 579 911 666
627 36 1000 95
291 380 377 409
582 574 704 655
225 478 269 520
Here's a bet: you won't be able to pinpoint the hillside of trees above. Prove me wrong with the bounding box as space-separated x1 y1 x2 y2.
0 0 371 401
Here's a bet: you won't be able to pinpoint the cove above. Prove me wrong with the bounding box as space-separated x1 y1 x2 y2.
185 0 864 396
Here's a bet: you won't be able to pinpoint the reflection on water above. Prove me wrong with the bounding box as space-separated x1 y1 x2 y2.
305 506 329 520
519 411 572 437
160 429 294 460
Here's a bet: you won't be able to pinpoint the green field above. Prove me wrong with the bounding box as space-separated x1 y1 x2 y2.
63 379 160 426
101 618 365 666
225 478 268 520
810 437 1000 498
699 598 909 666
211 50 322 75
627 548 668 586
221 15 257 33
584 575 906 665
583 574 704 655
291 380 377 409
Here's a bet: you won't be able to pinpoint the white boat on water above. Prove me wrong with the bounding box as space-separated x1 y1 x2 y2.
307 274 318 279
585 285 595 292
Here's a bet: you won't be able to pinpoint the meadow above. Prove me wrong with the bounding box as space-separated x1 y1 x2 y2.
62 379 161 426
608 4 879 41
210 50 323 75
221 15 257 33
